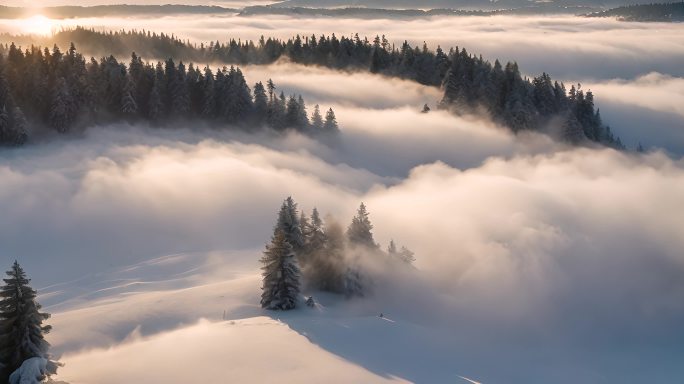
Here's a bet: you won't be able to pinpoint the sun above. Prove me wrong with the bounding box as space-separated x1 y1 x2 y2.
19 15 56 36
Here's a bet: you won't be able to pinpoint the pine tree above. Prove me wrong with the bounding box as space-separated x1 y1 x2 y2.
307 208 327 253
343 266 365 298
200 66 215 119
260 230 301 310
252 81 268 122
347 203 378 249
266 78 276 103
398 246 416 264
232 68 253 122
297 95 309 127
561 112 586 144
148 79 163 122
387 240 398 256
324 108 338 132
0 105 9 143
276 197 304 251
0 262 57 382
285 95 300 127
311 104 323 131
10 107 27 146
49 78 72 133
121 75 138 116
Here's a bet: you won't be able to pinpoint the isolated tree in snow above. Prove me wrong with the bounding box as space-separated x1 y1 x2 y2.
260 230 301 310
0 262 58 382
347 203 378 249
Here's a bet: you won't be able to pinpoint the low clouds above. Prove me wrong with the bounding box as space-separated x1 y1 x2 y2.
22 130 683 383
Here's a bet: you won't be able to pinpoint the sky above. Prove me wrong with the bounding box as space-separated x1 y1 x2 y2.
0 10 683 384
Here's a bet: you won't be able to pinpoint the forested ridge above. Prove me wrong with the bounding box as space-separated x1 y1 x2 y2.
0 28 622 147
0 42 339 145
587 2 684 22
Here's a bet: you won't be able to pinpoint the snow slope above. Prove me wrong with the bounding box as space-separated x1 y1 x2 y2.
46 252 474 383
58 318 409 384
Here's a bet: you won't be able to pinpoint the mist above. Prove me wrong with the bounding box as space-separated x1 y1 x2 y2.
0 9 682 384
6 124 679 383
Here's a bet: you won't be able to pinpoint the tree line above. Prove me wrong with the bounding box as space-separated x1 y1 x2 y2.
586 2 684 22
261 197 414 310
1 28 624 148
441 55 622 146
0 42 339 146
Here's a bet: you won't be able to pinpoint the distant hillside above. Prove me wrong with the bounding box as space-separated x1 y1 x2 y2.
241 4 599 17
586 1 684 21
0 5 237 19
271 0 649 10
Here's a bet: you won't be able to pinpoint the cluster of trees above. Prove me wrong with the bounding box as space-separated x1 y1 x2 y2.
0 262 58 383
0 29 626 147
441 55 623 146
261 197 414 310
587 2 684 22
0 42 339 145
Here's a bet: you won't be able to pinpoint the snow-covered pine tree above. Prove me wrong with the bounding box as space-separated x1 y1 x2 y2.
299 210 311 253
0 261 58 382
308 208 327 253
300 208 327 268
347 203 378 249
343 266 365 298
260 230 301 310
277 197 305 252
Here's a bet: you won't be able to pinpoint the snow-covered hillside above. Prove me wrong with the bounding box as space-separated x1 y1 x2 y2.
45 252 470 383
